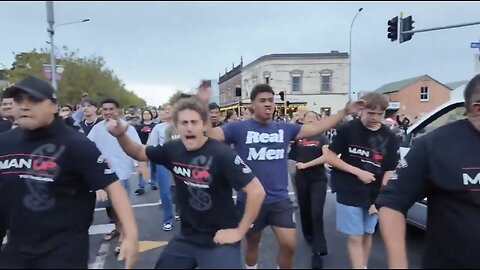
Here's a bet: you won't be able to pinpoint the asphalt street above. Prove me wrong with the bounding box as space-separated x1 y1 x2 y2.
87 173 426 269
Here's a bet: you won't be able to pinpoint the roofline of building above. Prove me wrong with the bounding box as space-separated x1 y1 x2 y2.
242 52 349 70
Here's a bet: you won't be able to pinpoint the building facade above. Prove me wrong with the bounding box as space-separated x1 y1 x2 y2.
375 75 454 121
240 52 349 115
219 62 242 107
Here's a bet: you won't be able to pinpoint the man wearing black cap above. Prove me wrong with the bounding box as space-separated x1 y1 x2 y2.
208 102 223 127
0 76 139 268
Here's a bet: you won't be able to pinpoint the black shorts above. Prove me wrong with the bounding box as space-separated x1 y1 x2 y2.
155 236 241 269
236 198 297 235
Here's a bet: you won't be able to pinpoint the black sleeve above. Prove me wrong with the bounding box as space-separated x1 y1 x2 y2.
320 135 330 147
328 123 349 154
218 145 256 191
382 133 400 171
146 144 169 166
72 137 118 191
375 138 430 216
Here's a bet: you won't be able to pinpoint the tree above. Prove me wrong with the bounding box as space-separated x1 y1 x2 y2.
2 48 146 108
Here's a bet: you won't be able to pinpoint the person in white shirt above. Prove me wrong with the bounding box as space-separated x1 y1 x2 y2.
87 98 144 254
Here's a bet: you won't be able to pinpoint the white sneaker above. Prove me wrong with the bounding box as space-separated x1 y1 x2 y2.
163 222 172 231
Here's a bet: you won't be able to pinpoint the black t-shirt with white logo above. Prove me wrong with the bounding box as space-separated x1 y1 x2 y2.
376 120 480 268
0 117 118 255
295 135 329 179
146 138 255 246
79 117 103 136
136 122 156 145
329 118 399 208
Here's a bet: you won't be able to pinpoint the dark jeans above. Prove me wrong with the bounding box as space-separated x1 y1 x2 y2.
294 172 328 255
155 236 241 269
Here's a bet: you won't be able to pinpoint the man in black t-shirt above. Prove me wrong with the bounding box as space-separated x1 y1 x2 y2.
376 75 480 269
0 76 139 268
106 97 266 269
323 92 399 269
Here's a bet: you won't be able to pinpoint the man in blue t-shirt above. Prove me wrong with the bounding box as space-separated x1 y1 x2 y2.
208 84 364 269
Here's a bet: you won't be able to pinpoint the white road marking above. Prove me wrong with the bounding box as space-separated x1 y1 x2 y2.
88 241 111 269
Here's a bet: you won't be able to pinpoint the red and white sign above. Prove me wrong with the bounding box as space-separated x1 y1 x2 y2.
42 64 64 81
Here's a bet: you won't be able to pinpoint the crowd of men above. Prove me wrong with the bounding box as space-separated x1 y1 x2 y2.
0 74 480 269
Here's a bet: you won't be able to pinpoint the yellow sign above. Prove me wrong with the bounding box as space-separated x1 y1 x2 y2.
138 241 168 252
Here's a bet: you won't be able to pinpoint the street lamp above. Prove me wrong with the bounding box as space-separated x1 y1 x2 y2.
45 1 90 92
348 7 363 101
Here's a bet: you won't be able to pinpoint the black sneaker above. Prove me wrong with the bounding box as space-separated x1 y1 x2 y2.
311 254 323 269
151 185 158 191
134 188 145 195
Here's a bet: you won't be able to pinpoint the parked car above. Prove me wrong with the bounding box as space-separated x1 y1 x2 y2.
390 84 467 230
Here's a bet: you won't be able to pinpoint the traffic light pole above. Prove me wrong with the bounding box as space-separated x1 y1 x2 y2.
401 20 480 36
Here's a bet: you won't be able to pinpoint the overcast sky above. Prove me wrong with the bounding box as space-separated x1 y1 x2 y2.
1 1 480 105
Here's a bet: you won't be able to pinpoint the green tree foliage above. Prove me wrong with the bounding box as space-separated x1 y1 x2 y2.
2 48 146 108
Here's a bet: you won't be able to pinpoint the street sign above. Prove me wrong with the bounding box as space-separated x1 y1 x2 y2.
42 64 64 81
471 42 480 48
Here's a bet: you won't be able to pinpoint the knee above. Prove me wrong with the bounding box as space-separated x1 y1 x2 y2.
348 235 363 245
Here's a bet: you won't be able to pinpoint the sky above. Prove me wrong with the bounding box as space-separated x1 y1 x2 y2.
1 1 480 106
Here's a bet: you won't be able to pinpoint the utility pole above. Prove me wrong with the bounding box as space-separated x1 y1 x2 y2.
46 1 57 92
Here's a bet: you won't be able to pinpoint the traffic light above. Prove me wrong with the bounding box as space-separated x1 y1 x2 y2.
400 15 415 43
387 16 398 42
279 91 285 101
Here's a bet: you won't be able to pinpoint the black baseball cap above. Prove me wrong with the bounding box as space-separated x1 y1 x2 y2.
208 102 220 110
5 76 57 102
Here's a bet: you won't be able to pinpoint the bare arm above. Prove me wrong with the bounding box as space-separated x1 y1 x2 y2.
117 133 148 162
207 126 225 141
105 181 139 268
382 171 394 186
323 147 375 184
379 207 408 268
296 110 346 139
298 155 327 169
237 178 265 235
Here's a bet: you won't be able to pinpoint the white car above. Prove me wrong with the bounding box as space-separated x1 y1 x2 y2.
391 84 467 230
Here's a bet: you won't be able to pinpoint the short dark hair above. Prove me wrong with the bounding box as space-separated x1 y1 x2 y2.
101 98 120 108
208 102 220 110
464 74 480 112
61 104 73 111
360 92 389 111
81 98 98 108
173 97 208 125
226 109 236 120
250 84 275 101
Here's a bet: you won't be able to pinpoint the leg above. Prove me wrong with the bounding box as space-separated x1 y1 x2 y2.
271 227 296 269
362 210 378 267
155 238 196 269
294 172 313 243
149 161 158 189
236 201 267 268
336 203 366 269
196 243 242 269
245 232 262 267
135 173 146 195
347 235 365 269
310 180 328 256
268 199 297 269
156 165 174 225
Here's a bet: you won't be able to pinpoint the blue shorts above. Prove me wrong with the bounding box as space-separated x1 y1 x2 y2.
96 179 131 208
336 203 378 236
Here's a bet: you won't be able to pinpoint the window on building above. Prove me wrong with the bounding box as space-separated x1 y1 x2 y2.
292 76 302 92
265 77 270 84
320 70 332 92
420 86 429 101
